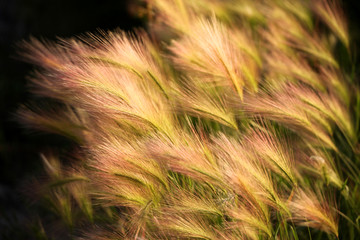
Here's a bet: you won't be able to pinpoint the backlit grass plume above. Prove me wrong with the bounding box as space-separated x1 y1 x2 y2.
19 0 360 239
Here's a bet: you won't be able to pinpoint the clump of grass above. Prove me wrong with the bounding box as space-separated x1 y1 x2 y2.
19 0 360 239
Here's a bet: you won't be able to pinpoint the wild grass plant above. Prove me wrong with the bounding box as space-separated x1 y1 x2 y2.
19 0 360 239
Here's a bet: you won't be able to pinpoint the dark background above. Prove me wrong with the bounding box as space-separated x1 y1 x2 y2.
0 0 144 238
0 0 359 239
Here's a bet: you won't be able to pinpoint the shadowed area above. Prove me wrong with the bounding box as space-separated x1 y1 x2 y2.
0 1 143 238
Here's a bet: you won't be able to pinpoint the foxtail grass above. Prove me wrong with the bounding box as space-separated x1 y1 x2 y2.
19 0 360 239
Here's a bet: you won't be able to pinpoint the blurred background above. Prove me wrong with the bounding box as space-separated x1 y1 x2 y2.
0 0 144 238
0 0 359 239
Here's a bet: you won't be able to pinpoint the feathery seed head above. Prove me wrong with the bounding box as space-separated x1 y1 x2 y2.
170 17 258 100
314 0 349 49
289 189 338 236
